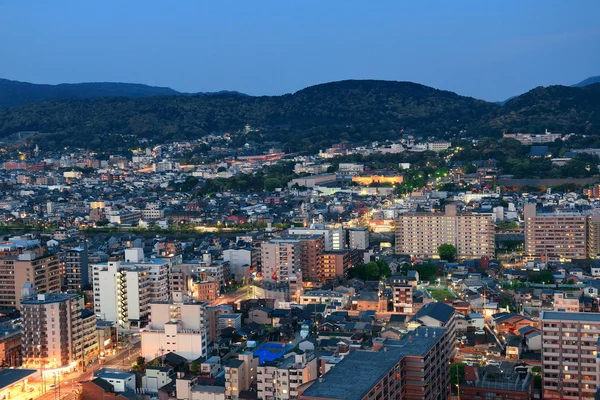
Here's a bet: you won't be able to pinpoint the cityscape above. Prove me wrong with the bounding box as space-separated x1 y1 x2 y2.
1 2 600 400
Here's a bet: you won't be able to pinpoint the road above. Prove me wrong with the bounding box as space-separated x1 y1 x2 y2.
213 285 254 305
23 342 141 400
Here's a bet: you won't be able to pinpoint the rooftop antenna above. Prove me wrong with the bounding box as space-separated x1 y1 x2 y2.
425 329 429 337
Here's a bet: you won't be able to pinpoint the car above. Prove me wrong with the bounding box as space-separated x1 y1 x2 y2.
474 329 485 335
464 361 474 366
486 360 501 367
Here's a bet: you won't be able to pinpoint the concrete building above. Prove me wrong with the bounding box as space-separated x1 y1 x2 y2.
321 251 351 282
258 350 318 400
541 311 600 399
395 204 495 259
459 364 534 400
287 234 324 283
0 240 61 309
92 260 151 328
348 228 369 250
261 239 302 284
392 283 413 313
524 204 589 261
141 292 208 361
191 275 220 302
92 255 170 328
222 248 254 282
225 352 259 400
0 323 22 367
64 245 89 292
218 314 242 332
22 293 97 370
553 291 580 312
300 327 452 400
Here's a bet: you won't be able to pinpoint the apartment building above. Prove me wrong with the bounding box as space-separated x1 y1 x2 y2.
300 327 452 400
0 239 61 309
64 245 89 292
392 284 413 313
541 311 600 399
225 352 259 400
524 204 589 261
289 234 324 283
427 141 452 152
321 251 351 281
348 228 369 250
553 291 580 312
141 292 208 361
261 239 302 284
92 260 151 328
258 350 318 400
191 275 219 302
22 292 97 370
0 323 22 367
395 204 494 259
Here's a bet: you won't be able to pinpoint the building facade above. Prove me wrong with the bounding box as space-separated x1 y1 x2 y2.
541 311 600 399
395 204 494 259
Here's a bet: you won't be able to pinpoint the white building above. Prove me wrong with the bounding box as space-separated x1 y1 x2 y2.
141 291 208 361
97 371 136 393
427 141 452 152
92 254 170 328
222 248 253 281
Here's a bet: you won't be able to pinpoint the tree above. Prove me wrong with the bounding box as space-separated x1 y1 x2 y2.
415 264 439 282
376 259 392 278
264 177 282 192
450 362 465 395
365 263 380 280
190 361 200 375
530 271 555 284
438 244 457 262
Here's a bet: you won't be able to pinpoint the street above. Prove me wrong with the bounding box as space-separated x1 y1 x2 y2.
22 341 141 400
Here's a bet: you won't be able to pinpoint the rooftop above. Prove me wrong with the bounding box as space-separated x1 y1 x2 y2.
542 311 600 322
0 369 37 390
301 327 445 400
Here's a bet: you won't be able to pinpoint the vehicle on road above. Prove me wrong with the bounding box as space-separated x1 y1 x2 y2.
474 329 485 335
486 360 501 367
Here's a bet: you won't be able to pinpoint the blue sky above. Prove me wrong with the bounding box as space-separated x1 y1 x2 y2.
1 1 598 101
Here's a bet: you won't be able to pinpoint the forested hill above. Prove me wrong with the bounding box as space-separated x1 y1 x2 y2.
0 78 181 109
0 79 598 152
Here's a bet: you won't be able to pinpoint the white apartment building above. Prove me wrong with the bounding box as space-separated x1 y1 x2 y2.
140 209 165 221
553 291 580 312
141 291 208 361
541 311 600 399
261 239 301 284
93 260 151 328
257 351 318 400
222 248 253 281
288 226 333 251
338 163 365 175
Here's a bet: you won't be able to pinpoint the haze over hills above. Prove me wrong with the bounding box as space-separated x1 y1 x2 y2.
0 78 248 110
572 76 600 88
0 79 598 152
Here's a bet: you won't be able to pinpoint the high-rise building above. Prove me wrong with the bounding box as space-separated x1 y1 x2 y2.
22 293 98 370
321 250 351 282
395 204 494 259
541 311 600 399
261 239 302 284
92 260 151 328
140 291 208 361
299 327 452 400
291 234 325 283
64 245 89 292
524 204 589 261
0 239 61 309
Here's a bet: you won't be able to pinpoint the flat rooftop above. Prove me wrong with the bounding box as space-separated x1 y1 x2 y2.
0 369 37 390
542 311 600 322
301 327 445 400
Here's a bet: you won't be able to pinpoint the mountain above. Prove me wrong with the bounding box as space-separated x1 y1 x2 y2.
0 79 598 152
572 76 600 87
487 83 600 134
0 78 182 109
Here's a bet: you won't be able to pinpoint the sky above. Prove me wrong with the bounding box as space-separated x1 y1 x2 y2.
1 1 599 101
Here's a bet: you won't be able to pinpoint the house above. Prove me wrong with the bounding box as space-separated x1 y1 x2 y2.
505 336 522 360
142 366 174 393
82 378 133 400
466 313 485 330
493 313 535 334
379 328 403 340
525 331 541 351
409 302 456 328
246 306 273 325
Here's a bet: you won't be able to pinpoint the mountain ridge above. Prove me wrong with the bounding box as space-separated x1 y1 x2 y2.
0 79 598 152
0 78 247 109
